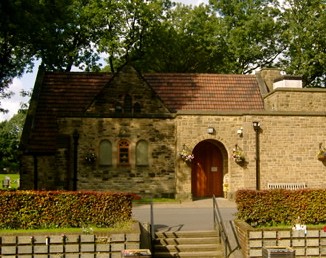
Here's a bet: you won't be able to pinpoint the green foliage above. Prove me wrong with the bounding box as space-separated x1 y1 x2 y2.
1 0 325 91
209 0 283 74
279 0 326 86
0 191 136 230
0 112 26 172
236 189 326 227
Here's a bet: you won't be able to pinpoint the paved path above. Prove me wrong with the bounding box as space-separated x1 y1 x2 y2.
132 197 237 231
132 197 243 257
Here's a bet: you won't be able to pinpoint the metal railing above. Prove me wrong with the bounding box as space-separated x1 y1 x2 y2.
213 195 241 258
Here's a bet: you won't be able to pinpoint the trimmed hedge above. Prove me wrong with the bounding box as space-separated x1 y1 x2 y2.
236 189 326 227
0 190 137 229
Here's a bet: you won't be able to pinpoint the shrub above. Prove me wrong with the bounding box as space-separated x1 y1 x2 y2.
235 189 326 227
0 190 138 229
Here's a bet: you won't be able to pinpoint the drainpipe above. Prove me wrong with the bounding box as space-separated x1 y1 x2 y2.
253 122 261 190
72 130 79 191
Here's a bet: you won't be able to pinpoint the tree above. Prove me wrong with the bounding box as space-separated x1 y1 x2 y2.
130 3 226 73
1 0 325 93
209 0 284 74
0 111 26 172
279 0 326 87
29 0 103 72
0 0 35 111
99 0 175 72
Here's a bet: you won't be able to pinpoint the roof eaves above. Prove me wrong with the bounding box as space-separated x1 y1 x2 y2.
20 65 46 152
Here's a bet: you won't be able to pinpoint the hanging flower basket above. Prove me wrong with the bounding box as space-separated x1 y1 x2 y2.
180 144 194 163
84 150 97 164
317 143 326 161
318 153 326 161
232 144 245 165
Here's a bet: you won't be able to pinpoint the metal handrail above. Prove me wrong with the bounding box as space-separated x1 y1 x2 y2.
213 195 240 258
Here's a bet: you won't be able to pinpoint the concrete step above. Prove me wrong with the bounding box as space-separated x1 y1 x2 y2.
153 250 224 258
154 236 218 245
154 243 219 252
155 230 218 238
154 230 223 258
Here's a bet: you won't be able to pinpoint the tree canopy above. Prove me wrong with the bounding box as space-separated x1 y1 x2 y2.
279 0 326 87
0 111 26 172
0 0 325 103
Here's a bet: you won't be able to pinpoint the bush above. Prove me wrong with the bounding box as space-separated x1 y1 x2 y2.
0 190 138 229
235 189 326 227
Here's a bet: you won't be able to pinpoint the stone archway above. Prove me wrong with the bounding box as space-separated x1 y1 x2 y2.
191 140 225 198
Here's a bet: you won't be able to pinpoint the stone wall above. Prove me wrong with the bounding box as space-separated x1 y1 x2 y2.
235 220 326 257
175 112 326 199
264 88 326 112
20 155 62 190
57 117 176 197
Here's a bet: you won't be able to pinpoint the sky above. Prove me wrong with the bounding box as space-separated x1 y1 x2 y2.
0 0 208 122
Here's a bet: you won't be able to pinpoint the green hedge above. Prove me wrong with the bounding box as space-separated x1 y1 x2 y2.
0 190 137 229
236 189 326 227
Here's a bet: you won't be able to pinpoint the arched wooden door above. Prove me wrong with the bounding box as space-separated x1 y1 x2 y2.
191 140 224 198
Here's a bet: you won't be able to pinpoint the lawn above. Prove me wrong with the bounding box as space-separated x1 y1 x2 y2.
0 221 137 236
0 174 20 189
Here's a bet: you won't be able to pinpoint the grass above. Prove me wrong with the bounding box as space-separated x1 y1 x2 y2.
0 173 20 190
0 220 138 236
133 197 179 205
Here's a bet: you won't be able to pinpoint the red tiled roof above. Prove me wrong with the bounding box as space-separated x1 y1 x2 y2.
146 73 263 111
21 69 264 153
22 72 112 153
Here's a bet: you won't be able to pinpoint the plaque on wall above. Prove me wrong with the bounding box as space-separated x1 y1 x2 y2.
211 167 218 172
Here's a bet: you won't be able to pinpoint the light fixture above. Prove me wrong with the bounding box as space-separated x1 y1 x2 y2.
207 127 215 134
252 121 260 132
237 127 243 137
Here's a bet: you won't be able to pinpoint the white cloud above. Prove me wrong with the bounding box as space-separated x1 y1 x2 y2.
0 74 35 122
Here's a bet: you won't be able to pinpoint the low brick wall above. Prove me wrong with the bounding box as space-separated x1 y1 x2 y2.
0 223 144 258
235 220 326 258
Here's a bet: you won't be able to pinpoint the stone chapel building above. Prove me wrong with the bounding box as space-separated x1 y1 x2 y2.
19 64 326 200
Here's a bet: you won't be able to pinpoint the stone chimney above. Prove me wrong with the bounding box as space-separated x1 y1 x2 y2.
259 68 282 92
273 75 303 89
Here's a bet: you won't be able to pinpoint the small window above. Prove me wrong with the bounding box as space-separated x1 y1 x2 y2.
119 139 130 165
134 102 141 113
99 140 112 166
136 140 149 165
124 94 132 113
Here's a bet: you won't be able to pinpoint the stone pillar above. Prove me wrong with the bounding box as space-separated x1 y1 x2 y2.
259 68 282 92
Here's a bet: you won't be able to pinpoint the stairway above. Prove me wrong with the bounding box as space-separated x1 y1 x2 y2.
153 230 224 258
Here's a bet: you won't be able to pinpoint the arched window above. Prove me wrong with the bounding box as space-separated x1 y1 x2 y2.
124 94 132 113
119 139 130 165
136 140 149 165
99 140 112 166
